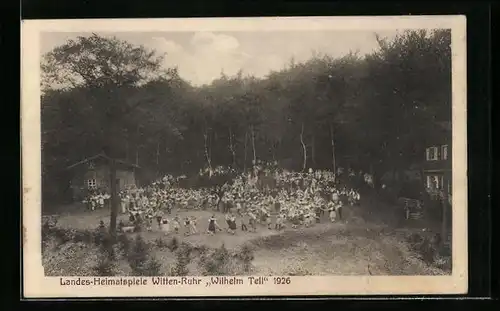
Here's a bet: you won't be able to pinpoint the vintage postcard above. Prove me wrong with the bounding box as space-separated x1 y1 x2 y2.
22 16 468 298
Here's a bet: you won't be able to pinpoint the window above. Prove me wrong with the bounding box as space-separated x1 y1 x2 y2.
426 146 438 161
441 145 448 160
87 179 97 188
426 175 442 190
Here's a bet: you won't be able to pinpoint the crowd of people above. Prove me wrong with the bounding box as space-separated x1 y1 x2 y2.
84 161 367 236
82 189 111 211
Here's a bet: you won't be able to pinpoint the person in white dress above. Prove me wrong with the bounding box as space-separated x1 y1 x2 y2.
98 193 105 209
160 217 170 235
121 193 129 214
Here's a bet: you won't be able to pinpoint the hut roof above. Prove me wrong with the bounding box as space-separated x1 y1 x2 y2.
66 153 140 170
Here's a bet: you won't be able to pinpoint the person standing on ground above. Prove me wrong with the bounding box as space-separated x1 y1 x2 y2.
228 213 237 235
98 192 105 210
241 212 249 231
225 213 232 232
161 217 170 235
275 213 285 230
336 200 343 220
328 201 337 222
145 211 153 231
172 215 180 234
155 209 164 230
189 216 198 234
248 210 257 232
183 216 192 236
207 214 220 235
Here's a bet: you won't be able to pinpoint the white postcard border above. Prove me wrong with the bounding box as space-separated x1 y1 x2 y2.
21 15 468 298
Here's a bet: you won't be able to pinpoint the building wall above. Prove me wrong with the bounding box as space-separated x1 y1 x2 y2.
423 141 452 198
70 165 137 201
116 169 136 189
422 144 451 171
84 166 110 188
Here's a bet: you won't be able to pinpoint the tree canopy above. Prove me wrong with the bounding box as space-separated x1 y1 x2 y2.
41 30 452 202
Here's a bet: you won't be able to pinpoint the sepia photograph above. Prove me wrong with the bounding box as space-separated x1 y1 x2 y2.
22 16 467 297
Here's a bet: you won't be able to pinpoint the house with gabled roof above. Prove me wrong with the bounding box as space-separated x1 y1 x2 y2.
422 121 452 204
65 153 140 201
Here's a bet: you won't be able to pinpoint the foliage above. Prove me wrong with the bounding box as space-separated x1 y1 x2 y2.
41 33 167 89
170 242 192 276
198 244 232 275
93 255 118 276
234 244 255 273
167 236 179 252
42 30 452 204
142 256 163 276
405 231 450 270
154 237 169 249
117 232 132 255
126 235 151 275
122 234 163 276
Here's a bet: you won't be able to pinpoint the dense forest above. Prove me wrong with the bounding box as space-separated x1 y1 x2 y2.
41 29 452 202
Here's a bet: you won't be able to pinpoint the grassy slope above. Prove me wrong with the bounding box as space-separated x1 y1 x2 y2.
42 192 449 276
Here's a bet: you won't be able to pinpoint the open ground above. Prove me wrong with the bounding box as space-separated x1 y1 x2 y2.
42 197 449 276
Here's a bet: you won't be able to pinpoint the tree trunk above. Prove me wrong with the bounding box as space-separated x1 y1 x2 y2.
156 141 160 167
300 122 307 171
251 125 256 165
370 163 379 191
125 140 129 161
135 125 140 166
330 122 336 182
311 135 316 168
209 131 213 168
109 159 118 236
243 130 248 171
228 127 236 168
203 128 212 173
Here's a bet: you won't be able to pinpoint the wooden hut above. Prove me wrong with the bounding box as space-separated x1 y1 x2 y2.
66 153 140 201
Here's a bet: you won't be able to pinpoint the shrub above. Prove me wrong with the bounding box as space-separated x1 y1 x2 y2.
99 237 120 262
125 235 163 276
235 244 255 273
93 222 110 246
72 230 95 244
42 220 55 241
170 242 192 276
434 254 452 272
134 222 143 233
191 245 209 257
118 220 125 232
142 256 163 276
52 228 76 246
198 244 231 276
102 234 118 254
41 238 51 254
117 233 132 255
127 235 150 276
167 236 179 252
43 241 97 276
93 255 117 276
155 237 168 250
406 232 440 266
